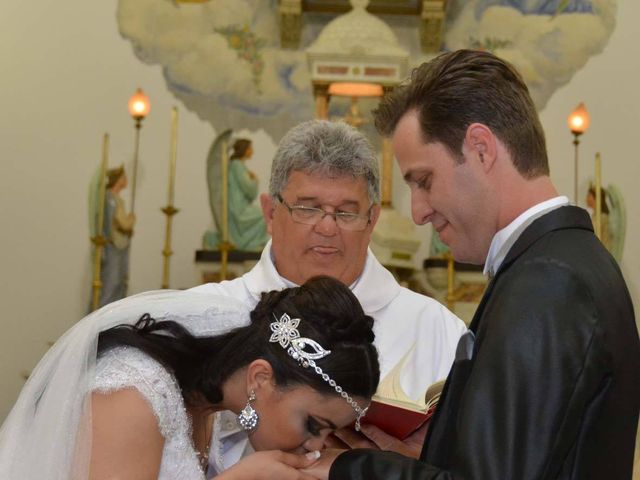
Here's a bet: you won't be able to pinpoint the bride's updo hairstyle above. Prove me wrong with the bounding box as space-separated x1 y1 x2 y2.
98 276 380 406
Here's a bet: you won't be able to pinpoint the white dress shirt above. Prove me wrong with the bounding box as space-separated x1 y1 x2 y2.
483 196 570 278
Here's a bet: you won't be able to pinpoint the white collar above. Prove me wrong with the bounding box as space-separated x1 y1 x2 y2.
244 240 401 313
483 196 569 277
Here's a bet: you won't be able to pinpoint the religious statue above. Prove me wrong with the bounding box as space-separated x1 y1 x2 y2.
429 229 450 258
203 131 269 251
89 165 136 308
586 183 626 262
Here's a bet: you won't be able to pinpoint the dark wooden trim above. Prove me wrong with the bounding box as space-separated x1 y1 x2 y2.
302 0 421 15
195 250 262 263
423 258 484 272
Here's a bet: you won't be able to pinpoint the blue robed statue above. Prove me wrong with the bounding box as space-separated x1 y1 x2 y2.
89 165 136 308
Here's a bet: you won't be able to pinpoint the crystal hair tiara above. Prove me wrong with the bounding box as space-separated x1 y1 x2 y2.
269 313 369 430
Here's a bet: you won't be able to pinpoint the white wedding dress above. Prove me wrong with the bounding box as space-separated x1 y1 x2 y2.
0 290 250 480
93 346 205 479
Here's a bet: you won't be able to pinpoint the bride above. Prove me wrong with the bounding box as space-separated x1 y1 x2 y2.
0 276 379 479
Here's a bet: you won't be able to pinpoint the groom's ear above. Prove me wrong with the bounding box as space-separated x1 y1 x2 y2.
245 359 275 393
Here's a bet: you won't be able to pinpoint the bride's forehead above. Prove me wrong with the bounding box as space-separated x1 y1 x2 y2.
275 386 357 417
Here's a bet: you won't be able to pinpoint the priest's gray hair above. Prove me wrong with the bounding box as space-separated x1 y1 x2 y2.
269 120 381 204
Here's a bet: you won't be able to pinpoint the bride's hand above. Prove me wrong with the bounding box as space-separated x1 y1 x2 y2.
217 450 321 480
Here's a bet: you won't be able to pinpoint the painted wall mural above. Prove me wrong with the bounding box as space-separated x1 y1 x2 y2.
117 0 616 139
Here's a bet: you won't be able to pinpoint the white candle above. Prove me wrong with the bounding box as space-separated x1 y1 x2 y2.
168 107 178 206
594 152 602 240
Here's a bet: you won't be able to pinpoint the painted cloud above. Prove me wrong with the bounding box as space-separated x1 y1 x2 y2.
117 0 615 139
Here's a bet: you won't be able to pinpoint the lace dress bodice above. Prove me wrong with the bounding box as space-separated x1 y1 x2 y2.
92 346 205 479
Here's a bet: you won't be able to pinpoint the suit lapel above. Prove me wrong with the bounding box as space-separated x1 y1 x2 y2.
498 206 592 273
423 206 594 464
468 206 592 333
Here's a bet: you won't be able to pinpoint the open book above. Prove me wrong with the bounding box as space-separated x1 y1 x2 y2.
360 380 445 439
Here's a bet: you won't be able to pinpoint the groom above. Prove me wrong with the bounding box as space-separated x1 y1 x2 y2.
309 49 640 480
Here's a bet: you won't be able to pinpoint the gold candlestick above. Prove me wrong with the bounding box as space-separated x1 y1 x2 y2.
130 118 142 214
91 134 110 310
161 206 178 288
161 107 180 289
445 252 456 312
381 137 393 207
219 138 233 280
594 152 602 240
167 107 178 206
572 132 581 204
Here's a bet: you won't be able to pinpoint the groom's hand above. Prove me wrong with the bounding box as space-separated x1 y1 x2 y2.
329 422 427 459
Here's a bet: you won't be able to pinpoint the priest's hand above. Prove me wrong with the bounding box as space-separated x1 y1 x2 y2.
326 422 428 459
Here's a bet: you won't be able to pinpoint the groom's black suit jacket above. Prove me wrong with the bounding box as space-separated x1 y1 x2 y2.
331 206 639 479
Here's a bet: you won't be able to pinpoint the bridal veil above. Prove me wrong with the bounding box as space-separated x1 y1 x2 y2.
0 290 250 479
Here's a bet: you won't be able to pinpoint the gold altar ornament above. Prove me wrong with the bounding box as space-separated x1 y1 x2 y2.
91 133 110 311
161 107 180 289
328 82 383 128
594 153 602 241
567 102 590 204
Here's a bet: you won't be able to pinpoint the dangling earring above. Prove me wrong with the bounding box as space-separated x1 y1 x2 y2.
236 390 259 434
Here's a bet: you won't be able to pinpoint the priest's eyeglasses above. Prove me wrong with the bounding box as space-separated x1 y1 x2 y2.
277 194 372 232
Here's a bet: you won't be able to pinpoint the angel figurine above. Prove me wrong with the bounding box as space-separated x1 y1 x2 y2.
203 131 269 251
586 183 626 262
88 165 136 308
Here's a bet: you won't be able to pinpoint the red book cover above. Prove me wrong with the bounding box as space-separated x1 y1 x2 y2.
360 397 437 440
360 381 444 440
